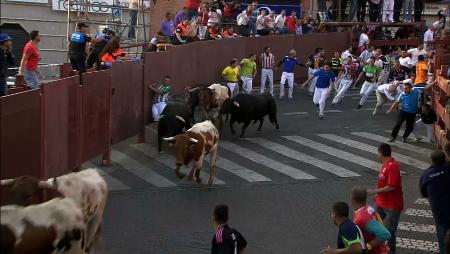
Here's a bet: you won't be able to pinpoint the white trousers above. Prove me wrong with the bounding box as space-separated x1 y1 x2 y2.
313 87 329 114
378 71 389 85
412 119 434 142
152 101 167 121
383 0 395 22
332 78 353 103
280 72 294 98
308 68 318 93
227 82 238 97
261 68 274 95
241 76 253 94
359 81 377 106
198 25 207 40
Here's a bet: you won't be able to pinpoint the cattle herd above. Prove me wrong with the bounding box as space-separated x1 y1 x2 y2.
0 83 280 253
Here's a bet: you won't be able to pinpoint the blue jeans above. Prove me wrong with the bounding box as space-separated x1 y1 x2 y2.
23 68 40 89
376 207 401 254
402 0 413 21
436 222 449 254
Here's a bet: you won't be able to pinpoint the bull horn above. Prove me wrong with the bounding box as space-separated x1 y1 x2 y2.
175 115 186 123
163 137 176 141
189 138 198 143
39 180 54 189
233 101 240 107
0 179 14 186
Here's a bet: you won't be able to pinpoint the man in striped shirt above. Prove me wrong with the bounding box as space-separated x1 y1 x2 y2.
260 47 275 96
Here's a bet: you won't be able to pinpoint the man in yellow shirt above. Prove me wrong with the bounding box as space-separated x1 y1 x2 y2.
414 55 428 87
222 59 240 96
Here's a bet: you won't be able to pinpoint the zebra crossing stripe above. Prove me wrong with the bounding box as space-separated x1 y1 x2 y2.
83 162 130 191
283 136 381 172
219 141 316 180
414 198 430 206
284 112 308 116
396 237 439 252
247 138 360 177
130 144 225 185
398 222 436 234
384 130 427 141
317 134 429 170
111 149 177 187
351 132 433 155
205 156 271 182
404 208 434 218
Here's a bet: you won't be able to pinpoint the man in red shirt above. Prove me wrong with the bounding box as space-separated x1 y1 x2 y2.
285 11 298 34
368 143 403 254
185 0 200 20
19 30 41 89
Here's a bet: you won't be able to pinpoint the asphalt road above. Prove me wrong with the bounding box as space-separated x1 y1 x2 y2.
89 87 439 254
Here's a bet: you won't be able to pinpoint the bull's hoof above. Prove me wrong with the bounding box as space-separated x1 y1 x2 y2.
196 177 203 184
257 128 262 132
276 125 280 130
207 178 214 186
175 171 185 179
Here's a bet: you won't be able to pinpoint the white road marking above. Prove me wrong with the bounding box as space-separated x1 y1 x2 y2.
284 112 308 115
131 144 225 185
111 149 177 187
205 156 271 182
247 138 359 177
414 198 430 206
384 130 427 141
324 109 343 113
283 136 381 172
83 162 130 191
220 141 316 180
397 237 439 252
398 222 436 234
404 208 434 218
351 132 433 155
318 134 429 170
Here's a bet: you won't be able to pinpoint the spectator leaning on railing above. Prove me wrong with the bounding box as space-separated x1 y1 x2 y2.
160 12 175 39
285 11 297 34
274 9 287 34
237 6 251 37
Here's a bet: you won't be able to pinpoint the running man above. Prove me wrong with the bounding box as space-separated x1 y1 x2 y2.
373 81 403 115
222 59 240 97
302 62 335 119
240 53 257 94
321 202 365 254
332 56 359 104
307 47 326 95
356 57 380 109
276 49 306 99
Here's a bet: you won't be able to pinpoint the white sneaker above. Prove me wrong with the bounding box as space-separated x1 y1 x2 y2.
319 113 324 119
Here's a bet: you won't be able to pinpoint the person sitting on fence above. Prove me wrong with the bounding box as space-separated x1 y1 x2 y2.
148 32 165 52
256 9 268 36
172 19 190 45
222 26 238 38
149 76 172 122
263 10 278 35
100 37 126 67
87 28 115 69
187 17 199 41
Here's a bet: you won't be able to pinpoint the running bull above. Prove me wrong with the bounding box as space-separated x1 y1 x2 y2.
220 93 280 138
163 120 219 186
157 102 192 153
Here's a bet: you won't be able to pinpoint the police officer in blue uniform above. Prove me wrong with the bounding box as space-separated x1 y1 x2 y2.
87 28 115 69
69 22 102 72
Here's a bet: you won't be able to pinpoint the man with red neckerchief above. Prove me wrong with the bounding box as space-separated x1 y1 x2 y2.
351 186 391 254
368 143 403 254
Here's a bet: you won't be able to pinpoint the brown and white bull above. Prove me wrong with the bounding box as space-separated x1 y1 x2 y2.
0 169 107 252
1 197 85 254
163 120 219 185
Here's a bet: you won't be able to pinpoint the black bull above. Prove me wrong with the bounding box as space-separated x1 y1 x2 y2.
158 102 192 153
219 93 280 138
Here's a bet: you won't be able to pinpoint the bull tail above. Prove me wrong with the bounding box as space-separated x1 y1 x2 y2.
268 98 279 129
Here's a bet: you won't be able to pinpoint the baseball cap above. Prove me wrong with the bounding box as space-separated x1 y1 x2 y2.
77 22 89 28
0 33 12 42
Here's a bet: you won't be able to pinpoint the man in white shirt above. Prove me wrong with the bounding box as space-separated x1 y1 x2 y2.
237 6 251 36
407 45 427 72
275 10 287 34
373 82 403 115
358 29 370 49
359 45 374 65
398 50 411 69
341 45 353 60
264 10 277 34
423 26 435 50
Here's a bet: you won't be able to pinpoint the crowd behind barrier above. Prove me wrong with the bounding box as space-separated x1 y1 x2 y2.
0 32 349 180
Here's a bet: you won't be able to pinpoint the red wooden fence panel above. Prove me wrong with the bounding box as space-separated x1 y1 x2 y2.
0 90 42 179
80 70 112 163
41 76 81 178
110 61 144 144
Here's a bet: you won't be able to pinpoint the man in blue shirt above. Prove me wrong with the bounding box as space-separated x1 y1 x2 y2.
302 63 336 119
420 151 450 254
276 49 306 99
387 82 420 143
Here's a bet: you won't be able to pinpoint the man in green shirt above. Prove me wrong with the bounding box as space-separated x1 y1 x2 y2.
240 53 257 94
149 75 172 122
356 57 380 109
